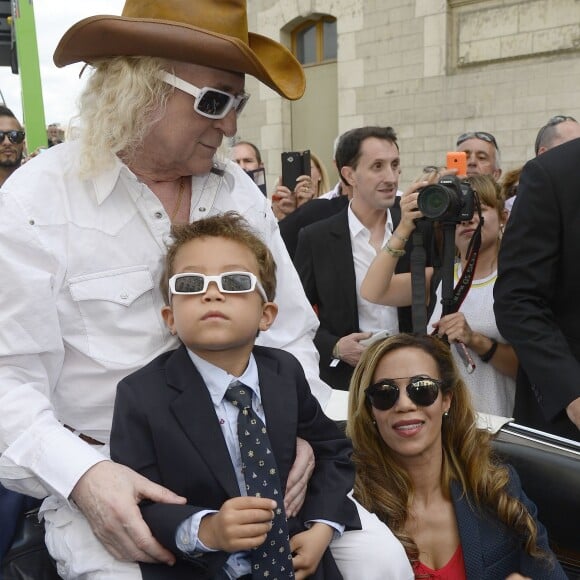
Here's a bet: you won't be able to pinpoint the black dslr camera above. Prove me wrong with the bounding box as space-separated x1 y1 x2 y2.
417 175 475 223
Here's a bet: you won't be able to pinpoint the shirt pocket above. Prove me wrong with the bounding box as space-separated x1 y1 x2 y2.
68 266 165 365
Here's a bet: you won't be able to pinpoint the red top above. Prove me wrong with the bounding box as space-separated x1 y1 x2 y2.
413 544 466 580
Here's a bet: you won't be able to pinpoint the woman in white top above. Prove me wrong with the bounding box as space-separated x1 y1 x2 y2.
361 174 517 417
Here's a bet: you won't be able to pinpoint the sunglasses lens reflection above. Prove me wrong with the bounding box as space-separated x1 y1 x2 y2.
197 90 232 117
171 273 256 294
408 380 440 406
367 378 440 410
221 273 253 292
369 386 398 411
0 130 25 144
174 275 205 293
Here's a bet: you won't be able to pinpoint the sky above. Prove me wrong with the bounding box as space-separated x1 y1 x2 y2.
0 0 124 126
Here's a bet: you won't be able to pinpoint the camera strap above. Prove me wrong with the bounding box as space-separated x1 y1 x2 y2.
410 195 483 332
441 198 484 316
410 228 428 333
446 228 481 313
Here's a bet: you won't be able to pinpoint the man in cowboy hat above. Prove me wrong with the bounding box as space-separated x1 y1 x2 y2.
0 1 411 579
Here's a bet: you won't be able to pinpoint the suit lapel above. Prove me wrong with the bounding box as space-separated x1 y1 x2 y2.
451 480 484 580
390 198 402 228
166 346 240 499
327 209 358 326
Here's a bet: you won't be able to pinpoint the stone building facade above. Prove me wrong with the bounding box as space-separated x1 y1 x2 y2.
237 0 580 191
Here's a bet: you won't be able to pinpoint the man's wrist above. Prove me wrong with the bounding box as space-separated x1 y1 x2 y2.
391 230 409 243
382 242 406 257
332 341 341 360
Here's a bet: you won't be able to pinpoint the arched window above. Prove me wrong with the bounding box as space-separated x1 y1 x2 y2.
292 17 337 66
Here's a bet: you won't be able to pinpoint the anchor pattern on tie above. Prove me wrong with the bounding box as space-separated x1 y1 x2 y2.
225 381 294 579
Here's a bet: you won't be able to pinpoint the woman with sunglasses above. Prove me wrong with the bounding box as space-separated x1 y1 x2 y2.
347 333 566 580
361 174 517 418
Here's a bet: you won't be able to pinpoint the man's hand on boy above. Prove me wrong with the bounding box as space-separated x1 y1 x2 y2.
71 460 186 565
284 437 315 517
198 496 276 552
290 523 334 579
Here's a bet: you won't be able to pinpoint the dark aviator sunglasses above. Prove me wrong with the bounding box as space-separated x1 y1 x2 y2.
365 375 442 411
0 130 25 144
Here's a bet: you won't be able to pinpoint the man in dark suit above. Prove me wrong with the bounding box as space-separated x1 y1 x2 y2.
294 126 432 390
280 134 352 260
280 191 350 259
494 137 580 441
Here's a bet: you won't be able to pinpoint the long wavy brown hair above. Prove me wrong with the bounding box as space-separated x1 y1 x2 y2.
347 334 549 565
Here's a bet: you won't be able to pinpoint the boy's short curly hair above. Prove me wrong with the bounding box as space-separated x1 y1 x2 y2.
160 212 277 305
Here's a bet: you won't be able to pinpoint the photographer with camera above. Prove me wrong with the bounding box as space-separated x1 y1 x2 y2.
361 174 518 417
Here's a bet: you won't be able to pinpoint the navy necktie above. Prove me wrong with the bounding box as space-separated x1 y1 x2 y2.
224 381 294 579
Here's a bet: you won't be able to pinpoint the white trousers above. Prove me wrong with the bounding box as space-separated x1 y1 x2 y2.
43 493 413 579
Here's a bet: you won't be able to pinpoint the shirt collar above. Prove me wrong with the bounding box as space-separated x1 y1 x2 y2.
347 201 394 238
90 153 129 205
91 152 232 206
186 348 261 407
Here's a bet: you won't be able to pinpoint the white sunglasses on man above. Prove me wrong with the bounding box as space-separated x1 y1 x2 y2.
158 72 250 120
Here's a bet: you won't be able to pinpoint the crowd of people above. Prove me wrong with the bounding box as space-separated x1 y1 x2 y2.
0 0 578 579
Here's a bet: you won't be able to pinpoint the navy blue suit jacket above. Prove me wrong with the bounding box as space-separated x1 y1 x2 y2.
110 345 360 579
452 467 566 579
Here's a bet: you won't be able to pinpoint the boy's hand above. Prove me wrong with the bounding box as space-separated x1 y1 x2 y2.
199 497 276 552
290 523 334 579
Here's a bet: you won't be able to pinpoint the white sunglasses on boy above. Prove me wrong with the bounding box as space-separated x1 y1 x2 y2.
168 271 267 302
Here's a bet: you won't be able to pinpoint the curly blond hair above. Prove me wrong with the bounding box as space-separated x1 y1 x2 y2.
347 334 549 565
77 56 172 177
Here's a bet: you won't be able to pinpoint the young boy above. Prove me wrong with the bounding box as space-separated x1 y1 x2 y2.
109 212 361 579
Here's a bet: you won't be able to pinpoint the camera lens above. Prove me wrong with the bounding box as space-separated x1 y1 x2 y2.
418 184 456 219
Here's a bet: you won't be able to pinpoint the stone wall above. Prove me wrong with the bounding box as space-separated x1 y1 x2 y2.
238 0 580 188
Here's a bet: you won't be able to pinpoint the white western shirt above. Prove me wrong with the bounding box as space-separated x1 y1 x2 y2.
0 141 328 500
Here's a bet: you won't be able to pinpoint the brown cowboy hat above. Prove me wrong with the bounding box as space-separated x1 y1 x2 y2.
53 0 305 100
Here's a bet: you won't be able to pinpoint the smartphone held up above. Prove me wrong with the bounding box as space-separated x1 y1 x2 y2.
281 150 311 191
446 151 467 177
